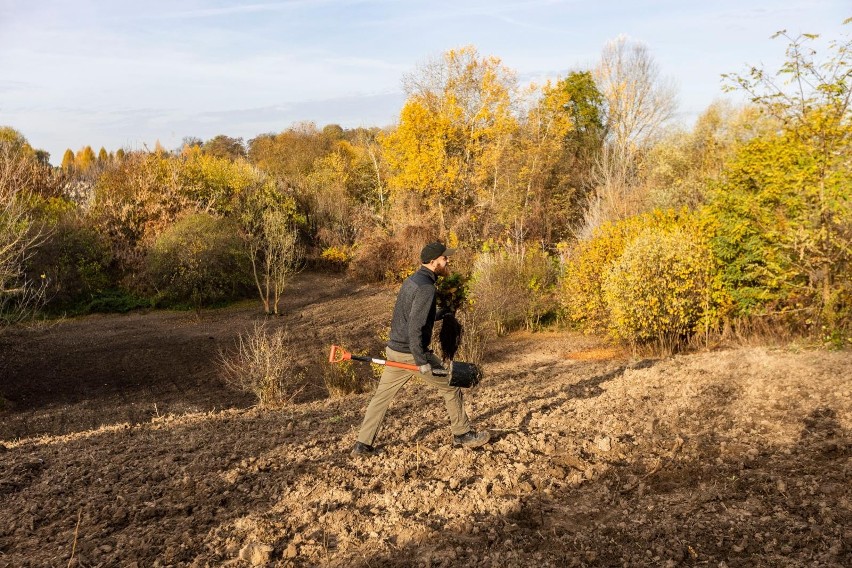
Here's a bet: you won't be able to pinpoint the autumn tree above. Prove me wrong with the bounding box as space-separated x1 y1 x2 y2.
61 149 75 171
303 139 382 254
89 145 287 290
33 150 50 166
583 36 678 235
248 122 329 186
0 132 47 323
506 72 607 243
381 46 518 235
348 128 388 222
503 80 575 243
555 71 606 199
322 124 345 143
715 23 852 331
643 101 776 210
252 211 302 316
203 135 246 161
181 136 203 150
234 178 303 315
0 127 33 156
76 146 97 172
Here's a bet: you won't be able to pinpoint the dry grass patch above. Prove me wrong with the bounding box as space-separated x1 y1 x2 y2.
563 347 627 361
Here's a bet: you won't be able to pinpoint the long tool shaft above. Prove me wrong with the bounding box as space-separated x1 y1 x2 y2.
328 345 448 376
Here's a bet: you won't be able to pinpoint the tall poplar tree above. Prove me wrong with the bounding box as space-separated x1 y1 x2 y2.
76 146 96 171
61 149 75 170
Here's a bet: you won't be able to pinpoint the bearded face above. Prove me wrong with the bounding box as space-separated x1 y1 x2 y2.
433 256 450 277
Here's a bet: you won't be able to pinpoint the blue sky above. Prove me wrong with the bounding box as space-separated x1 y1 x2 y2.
1 0 848 164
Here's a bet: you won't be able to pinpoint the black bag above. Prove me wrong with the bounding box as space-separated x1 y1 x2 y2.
439 312 462 361
447 361 481 388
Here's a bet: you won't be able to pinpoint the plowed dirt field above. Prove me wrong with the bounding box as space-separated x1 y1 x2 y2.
1 272 850 567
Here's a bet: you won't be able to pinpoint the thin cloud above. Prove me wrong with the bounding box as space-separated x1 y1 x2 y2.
148 1 319 20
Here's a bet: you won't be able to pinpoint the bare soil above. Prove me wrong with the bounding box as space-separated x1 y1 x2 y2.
1 272 850 567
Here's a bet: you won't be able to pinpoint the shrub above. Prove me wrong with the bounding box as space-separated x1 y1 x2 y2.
319 245 354 271
27 213 114 312
706 124 852 334
322 359 364 398
145 213 250 308
91 149 280 285
83 289 149 314
561 209 684 333
602 227 719 350
469 241 558 336
349 224 437 283
219 324 305 407
0 145 48 325
716 27 852 341
89 152 187 279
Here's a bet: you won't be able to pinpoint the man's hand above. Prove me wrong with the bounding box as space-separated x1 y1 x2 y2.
418 363 431 375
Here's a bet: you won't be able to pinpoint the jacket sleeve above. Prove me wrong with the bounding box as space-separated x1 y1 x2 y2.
407 283 435 365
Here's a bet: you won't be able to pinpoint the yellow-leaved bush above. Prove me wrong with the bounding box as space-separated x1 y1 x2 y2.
561 209 728 348
320 245 353 266
602 226 718 348
561 210 683 333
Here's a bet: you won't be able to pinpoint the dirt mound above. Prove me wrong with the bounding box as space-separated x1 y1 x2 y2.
1 273 850 567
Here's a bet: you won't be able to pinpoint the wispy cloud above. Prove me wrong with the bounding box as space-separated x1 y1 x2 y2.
3 0 848 163
153 1 318 20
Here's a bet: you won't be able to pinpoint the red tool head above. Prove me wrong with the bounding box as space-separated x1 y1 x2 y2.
328 345 351 363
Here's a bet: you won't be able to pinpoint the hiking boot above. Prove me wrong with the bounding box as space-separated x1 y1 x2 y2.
452 430 491 448
350 441 378 458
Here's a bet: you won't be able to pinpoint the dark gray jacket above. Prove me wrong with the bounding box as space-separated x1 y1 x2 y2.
387 267 440 365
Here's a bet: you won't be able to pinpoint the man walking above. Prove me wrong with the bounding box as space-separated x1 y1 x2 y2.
351 242 490 457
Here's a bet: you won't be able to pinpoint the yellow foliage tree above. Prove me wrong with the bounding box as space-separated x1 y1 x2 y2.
76 146 96 172
506 80 575 242
61 149 75 171
381 46 518 232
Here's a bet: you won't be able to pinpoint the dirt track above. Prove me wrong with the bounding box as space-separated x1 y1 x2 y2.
1 272 850 567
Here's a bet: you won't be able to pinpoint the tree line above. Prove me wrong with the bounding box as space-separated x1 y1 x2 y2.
1 27 850 353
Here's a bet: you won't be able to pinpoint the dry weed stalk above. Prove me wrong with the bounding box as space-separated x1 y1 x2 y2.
219 323 305 407
67 509 82 568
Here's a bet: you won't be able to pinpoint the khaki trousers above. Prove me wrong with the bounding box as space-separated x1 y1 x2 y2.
356 347 472 446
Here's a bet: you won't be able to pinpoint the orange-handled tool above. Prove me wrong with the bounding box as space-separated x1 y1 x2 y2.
328 345 448 376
